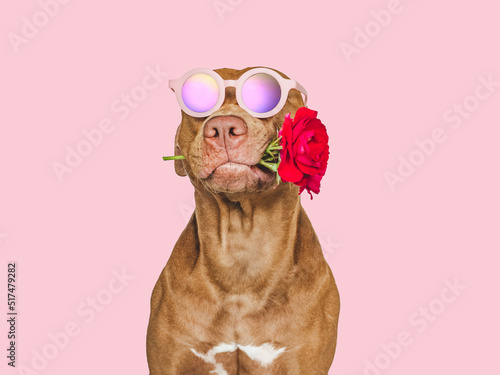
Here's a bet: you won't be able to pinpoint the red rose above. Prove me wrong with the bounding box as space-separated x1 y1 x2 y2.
278 107 330 198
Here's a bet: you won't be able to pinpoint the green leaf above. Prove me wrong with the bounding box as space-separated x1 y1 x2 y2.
258 160 279 173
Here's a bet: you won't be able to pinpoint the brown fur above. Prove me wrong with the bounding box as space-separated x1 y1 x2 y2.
147 67 340 374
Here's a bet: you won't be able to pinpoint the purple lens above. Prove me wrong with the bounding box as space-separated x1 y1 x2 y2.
181 73 219 113
241 73 281 113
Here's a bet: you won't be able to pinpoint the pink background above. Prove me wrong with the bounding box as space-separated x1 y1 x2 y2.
1 0 499 374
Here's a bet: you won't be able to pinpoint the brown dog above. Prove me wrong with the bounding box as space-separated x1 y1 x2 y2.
147 66 340 374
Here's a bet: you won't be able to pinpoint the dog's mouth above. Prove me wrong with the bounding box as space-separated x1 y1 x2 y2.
204 161 276 193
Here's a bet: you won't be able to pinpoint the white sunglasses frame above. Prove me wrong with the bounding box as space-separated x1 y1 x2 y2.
168 68 308 118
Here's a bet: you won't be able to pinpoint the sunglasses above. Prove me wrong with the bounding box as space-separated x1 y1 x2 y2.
169 68 308 118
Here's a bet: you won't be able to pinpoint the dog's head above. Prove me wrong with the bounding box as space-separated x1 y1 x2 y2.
172 66 305 196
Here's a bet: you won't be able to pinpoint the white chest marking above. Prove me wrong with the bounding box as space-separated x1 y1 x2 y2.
191 342 286 374
191 343 237 375
237 343 287 366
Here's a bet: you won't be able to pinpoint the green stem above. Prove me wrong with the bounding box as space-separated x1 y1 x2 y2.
258 159 279 173
163 155 186 161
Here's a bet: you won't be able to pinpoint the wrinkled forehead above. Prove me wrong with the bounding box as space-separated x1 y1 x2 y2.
213 66 291 81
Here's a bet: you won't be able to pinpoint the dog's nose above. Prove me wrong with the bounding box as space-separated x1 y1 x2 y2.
203 116 248 149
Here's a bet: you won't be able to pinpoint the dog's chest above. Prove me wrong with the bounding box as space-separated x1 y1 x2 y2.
183 295 290 373
216 292 280 339
189 342 287 375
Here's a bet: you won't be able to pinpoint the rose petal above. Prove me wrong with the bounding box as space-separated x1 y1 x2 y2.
278 152 303 183
293 107 318 123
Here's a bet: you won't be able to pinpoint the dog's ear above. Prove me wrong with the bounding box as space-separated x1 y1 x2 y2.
174 124 188 177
